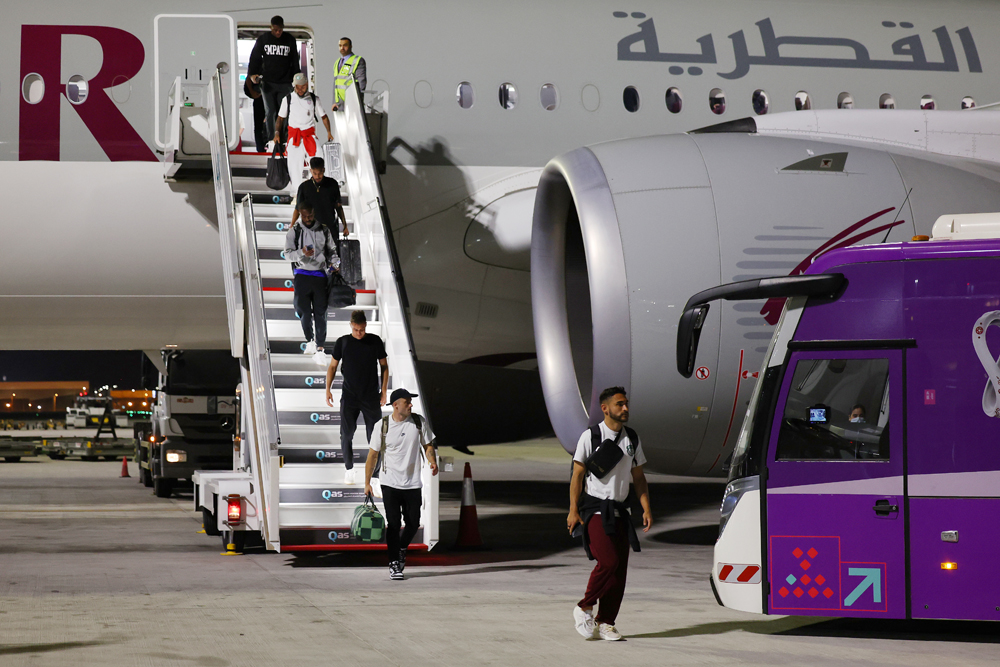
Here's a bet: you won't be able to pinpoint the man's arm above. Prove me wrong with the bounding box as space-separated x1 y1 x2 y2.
324 358 340 407
363 447 379 496
248 37 264 80
273 115 284 142
378 357 389 406
356 57 367 92
566 461 586 533
336 203 348 236
290 36 301 74
424 444 438 476
321 115 333 142
284 227 304 262
631 466 653 532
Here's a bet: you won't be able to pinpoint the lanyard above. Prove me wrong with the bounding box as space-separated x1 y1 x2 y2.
973 310 1000 417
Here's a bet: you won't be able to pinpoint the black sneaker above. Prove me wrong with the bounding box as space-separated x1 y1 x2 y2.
389 561 403 580
398 550 407 572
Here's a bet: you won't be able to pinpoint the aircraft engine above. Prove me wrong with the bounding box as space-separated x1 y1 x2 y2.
532 129 1000 475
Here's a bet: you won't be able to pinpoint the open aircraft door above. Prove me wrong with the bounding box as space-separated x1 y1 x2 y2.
153 14 239 152
764 349 907 618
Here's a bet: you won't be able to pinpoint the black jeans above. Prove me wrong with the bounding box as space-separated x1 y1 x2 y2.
340 393 381 470
382 485 421 561
261 81 293 142
293 274 328 347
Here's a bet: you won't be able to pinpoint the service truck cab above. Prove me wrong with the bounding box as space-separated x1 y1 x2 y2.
678 214 1000 622
144 350 241 498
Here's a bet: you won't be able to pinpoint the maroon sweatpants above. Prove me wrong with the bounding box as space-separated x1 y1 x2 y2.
578 514 630 624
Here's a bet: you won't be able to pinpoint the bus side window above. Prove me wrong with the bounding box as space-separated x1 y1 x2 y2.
775 357 890 461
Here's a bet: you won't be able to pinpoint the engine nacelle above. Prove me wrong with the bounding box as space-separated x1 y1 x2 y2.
532 131 1000 475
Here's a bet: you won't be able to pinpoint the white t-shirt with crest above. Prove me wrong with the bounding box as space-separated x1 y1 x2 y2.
572 421 646 503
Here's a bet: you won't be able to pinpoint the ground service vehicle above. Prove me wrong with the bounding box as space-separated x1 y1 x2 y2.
141 350 241 497
678 214 1000 622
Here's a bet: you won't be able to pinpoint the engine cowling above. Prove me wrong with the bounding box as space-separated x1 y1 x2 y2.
532 131 1000 475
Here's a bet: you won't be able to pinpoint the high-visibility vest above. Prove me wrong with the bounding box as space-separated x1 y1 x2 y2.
333 54 361 104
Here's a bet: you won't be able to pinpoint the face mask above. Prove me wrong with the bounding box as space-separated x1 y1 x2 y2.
850 417 865 423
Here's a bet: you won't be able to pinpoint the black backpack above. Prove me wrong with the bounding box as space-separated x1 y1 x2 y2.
284 91 320 123
585 424 639 480
291 222 336 275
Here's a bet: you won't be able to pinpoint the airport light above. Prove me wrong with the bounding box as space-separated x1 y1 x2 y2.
226 495 244 524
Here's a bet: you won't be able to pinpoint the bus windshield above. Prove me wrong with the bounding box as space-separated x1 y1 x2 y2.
165 350 241 396
775 357 890 461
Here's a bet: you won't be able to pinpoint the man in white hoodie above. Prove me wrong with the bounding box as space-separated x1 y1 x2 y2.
284 202 340 365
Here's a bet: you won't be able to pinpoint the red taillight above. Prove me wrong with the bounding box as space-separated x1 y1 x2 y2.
227 496 243 523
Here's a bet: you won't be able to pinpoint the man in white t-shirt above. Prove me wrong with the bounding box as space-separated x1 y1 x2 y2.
567 386 652 641
365 388 437 580
274 72 333 194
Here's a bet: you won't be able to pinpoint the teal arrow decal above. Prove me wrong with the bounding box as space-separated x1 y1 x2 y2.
844 567 882 606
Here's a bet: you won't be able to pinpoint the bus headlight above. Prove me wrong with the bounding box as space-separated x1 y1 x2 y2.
719 476 759 539
165 450 188 463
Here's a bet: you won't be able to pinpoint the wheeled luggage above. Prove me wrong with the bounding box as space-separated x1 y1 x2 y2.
322 142 345 184
337 238 363 286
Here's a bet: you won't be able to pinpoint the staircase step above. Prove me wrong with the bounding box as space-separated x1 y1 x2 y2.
279 526 425 551
277 407 390 427
280 484 370 505
264 305 376 321
279 447 368 465
275 388 338 410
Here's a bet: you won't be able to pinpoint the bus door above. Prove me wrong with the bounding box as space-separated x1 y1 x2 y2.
765 349 906 618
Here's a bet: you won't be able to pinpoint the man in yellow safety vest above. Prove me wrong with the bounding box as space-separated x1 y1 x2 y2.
332 37 367 111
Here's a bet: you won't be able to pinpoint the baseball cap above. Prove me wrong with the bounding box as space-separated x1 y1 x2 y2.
292 72 307 86
389 388 417 404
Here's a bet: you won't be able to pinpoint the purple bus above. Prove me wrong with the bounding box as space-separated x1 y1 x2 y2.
676 223 1000 621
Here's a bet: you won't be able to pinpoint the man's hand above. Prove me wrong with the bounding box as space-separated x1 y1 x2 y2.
567 509 583 534
641 510 653 533
331 103 340 112
364 483 373 497
342 225 350 238
303 247 314 257
251 74 261 84
380 390 387 407
273 134 280 145
327 132 334 142
325 390 334 407
429 459 438 476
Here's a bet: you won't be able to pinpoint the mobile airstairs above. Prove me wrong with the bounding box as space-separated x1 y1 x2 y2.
188 71 437 553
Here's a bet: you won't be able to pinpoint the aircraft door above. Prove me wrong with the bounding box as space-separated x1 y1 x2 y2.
765 349 906 618
153 14 238 150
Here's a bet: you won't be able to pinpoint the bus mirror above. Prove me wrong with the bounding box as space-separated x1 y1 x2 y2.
677 304 710 378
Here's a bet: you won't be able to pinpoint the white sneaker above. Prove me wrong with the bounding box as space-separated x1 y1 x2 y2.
344 468 357 485
303 340 317 355
573 606 596 639
312 349 329 366
598 623 622 641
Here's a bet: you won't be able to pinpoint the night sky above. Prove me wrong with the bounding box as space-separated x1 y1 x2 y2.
0 351 144 389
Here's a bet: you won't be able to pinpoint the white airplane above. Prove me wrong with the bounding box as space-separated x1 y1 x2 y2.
4 1 1000 472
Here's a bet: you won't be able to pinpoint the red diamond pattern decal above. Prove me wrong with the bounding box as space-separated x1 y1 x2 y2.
808 588 819 598
792 548 803 558
823 588 834 598
800 560 811 570
807 548 818 558
800 575 811 585
793 587 804 597
815 574 826 586
779 587 789 597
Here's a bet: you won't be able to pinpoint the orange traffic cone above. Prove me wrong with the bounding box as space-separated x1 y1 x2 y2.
453 462 483 549
120 456 131 478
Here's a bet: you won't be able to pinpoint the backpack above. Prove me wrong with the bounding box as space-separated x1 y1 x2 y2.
284 91 320 123
379 414 424 473
290 222 337 275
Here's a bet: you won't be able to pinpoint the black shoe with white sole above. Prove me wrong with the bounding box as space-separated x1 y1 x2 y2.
389 561 403 580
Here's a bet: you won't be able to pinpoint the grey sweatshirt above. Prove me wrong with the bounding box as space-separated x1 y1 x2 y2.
284 221 340 273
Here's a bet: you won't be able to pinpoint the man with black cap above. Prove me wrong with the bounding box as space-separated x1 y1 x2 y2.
364 388 436 580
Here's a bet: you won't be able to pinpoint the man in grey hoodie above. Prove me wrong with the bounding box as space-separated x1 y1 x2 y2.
284 202 340 365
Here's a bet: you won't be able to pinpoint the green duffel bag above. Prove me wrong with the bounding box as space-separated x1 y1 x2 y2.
350 493 386 543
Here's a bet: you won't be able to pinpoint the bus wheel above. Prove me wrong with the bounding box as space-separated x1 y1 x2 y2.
141 468 154 488
153 477 174 498
82 456 100 462
4 457 21 463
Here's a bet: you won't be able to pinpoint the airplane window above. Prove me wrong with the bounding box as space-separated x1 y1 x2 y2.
837 92 854 109
581 84 600 112
962 96 976 109
623 86 640 112
21 73 44 105
709 88 726 115
752 89 769 115
66 75 88 105
457 82 474 109
794 91 812 111
499 83 518 110
920 95 936 110
413 80 433 108
665 87 682 114
540 83 559 111
879 93 896 109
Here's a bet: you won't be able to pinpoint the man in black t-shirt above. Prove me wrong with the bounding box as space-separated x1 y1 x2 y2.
325 310 389 484
290 157 348 236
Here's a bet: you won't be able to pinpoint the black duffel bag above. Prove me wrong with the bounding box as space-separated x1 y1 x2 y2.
266 143 290 190
328 270 357 309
